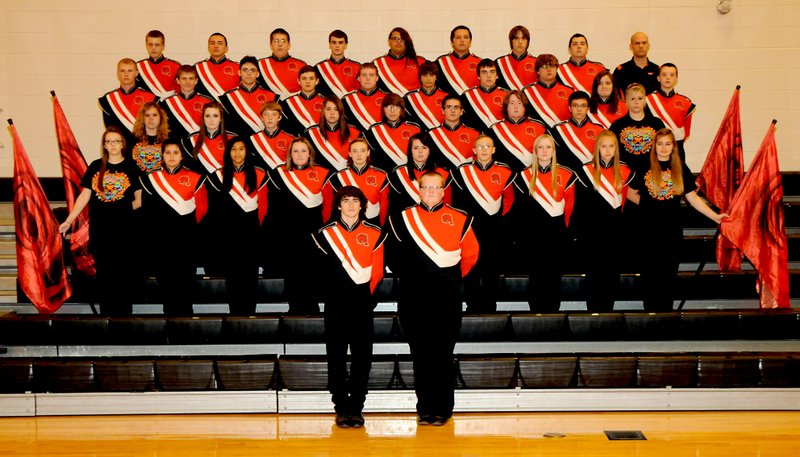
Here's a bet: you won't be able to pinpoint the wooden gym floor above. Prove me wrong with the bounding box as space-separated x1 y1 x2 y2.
1 411 799 456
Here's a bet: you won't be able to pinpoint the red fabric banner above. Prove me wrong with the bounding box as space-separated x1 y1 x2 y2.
52 94 95 276
696 87 744 271
10 122 72 313
720 122 790 308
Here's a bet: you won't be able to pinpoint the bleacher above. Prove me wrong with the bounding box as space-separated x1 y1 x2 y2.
1 175 799 416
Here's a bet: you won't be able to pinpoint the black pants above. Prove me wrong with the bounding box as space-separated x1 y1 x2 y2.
325 293 374 415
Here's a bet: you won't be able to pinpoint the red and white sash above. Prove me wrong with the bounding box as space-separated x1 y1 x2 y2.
394 168 421 203
524 85 561 128
430 128 472 167
322 224 372 284
402 207 461 268
375 57 411 96
137 60 172 98
438 55 470 95
647 94 686 140
284 96 318 130
191 137 223 174
307 129 348 171
250 133 285 169
344 93 380 129
227 90 264 132
371 124 407 166
196 62 226 100
496 56 526 91
555 123 594 164
588 111 612 129
105 92 137 131
258 59 291 98
583 167 623 209
336 170 381 219
459 166 502 215
164 97 201 134
148 172 196 215
532 178 565 217
491 122 533 168
557 65 589 94
406 92 441 129
463 89 502 127
317 61 349 98
276 168 323 208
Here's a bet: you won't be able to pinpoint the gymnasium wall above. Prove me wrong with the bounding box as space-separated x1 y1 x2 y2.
1 0 798 176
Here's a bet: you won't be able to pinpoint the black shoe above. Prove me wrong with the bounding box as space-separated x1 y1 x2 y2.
348 413 365 428
431 416 448 426
418 414 432 425
335 413 351 428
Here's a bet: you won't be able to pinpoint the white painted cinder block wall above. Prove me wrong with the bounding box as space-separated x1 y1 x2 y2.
1 0 798 177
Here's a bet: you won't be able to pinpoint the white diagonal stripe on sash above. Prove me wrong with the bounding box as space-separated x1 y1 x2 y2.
524 85 561 128
533 177 565 217
394 168 421 203
464 89 500 127
323 225 372 284
557 123 594 164
149 171 197 215
286 96 317 129
557 65 588 93
228 176 259 212
191 136 223 174
277 168 323 208
165 97 201 133
461 166 502 215
250 133 284 169
373 125 407 166
647 94 685 141
137 61 170 97
308 129 348 171
229 90 264 132
196 62 226 99
346 93 379 129
406 92 439 129
108 92 137 131
430 128 470 167
375 57 409 96
583 166 622 209
259 59 291 98
588 111 612 129
318 61 348 98
492 122 533 167
497 56 525 91
402 206 461 268
440 55 470 95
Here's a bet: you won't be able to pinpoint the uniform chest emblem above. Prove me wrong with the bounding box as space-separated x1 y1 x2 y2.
490 172 501 185
288 62 298 71
224 67 235 76
134 96 145 105
161 66 172 76
366 176 378 187
556 90 568 99
493 96 503 106
307 170 319 182
441 213 454 226
356 233 369 246
343 66 354 77
178 175 192 187
459 133 470 144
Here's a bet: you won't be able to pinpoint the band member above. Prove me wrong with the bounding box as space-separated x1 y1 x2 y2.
59 127 143 316
489 90 548 172
315 30 360 98
626 128 725 312
374 27 426 96
130 101 170 174
522 53 574 129
364 94 421 172
205 139 268 315
219 55 279 138
550 91 605 171
556 33 607 95
99 58 157 145
182 101 236 175
264 138 330 314
257 28 307 99
136 30 181 98
646 63 696 161
388 132 453 214
280 65 325 136
609 83 665 173
451 135 514 312
495 25 538 91
305 95 362 172
428 94 481 170
323 138 390 227
159 65 214 141
574 130 634 312
312 186 386 429
588 70 628 129
194 33 240 101
460 59 510 132
386 171 479 426
436 25 482 95
249 101 294 171
342 62 389 132
403 61 448 130
139 141 208 316
509 134 578 312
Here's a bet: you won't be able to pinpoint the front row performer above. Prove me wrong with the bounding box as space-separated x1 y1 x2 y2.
509 134 577 312
312 186 387 429
386 171 479 426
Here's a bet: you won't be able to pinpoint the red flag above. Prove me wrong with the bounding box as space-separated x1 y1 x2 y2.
52 93 95 276
720 122 789 308
696 87 745 271
10 121 72 313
